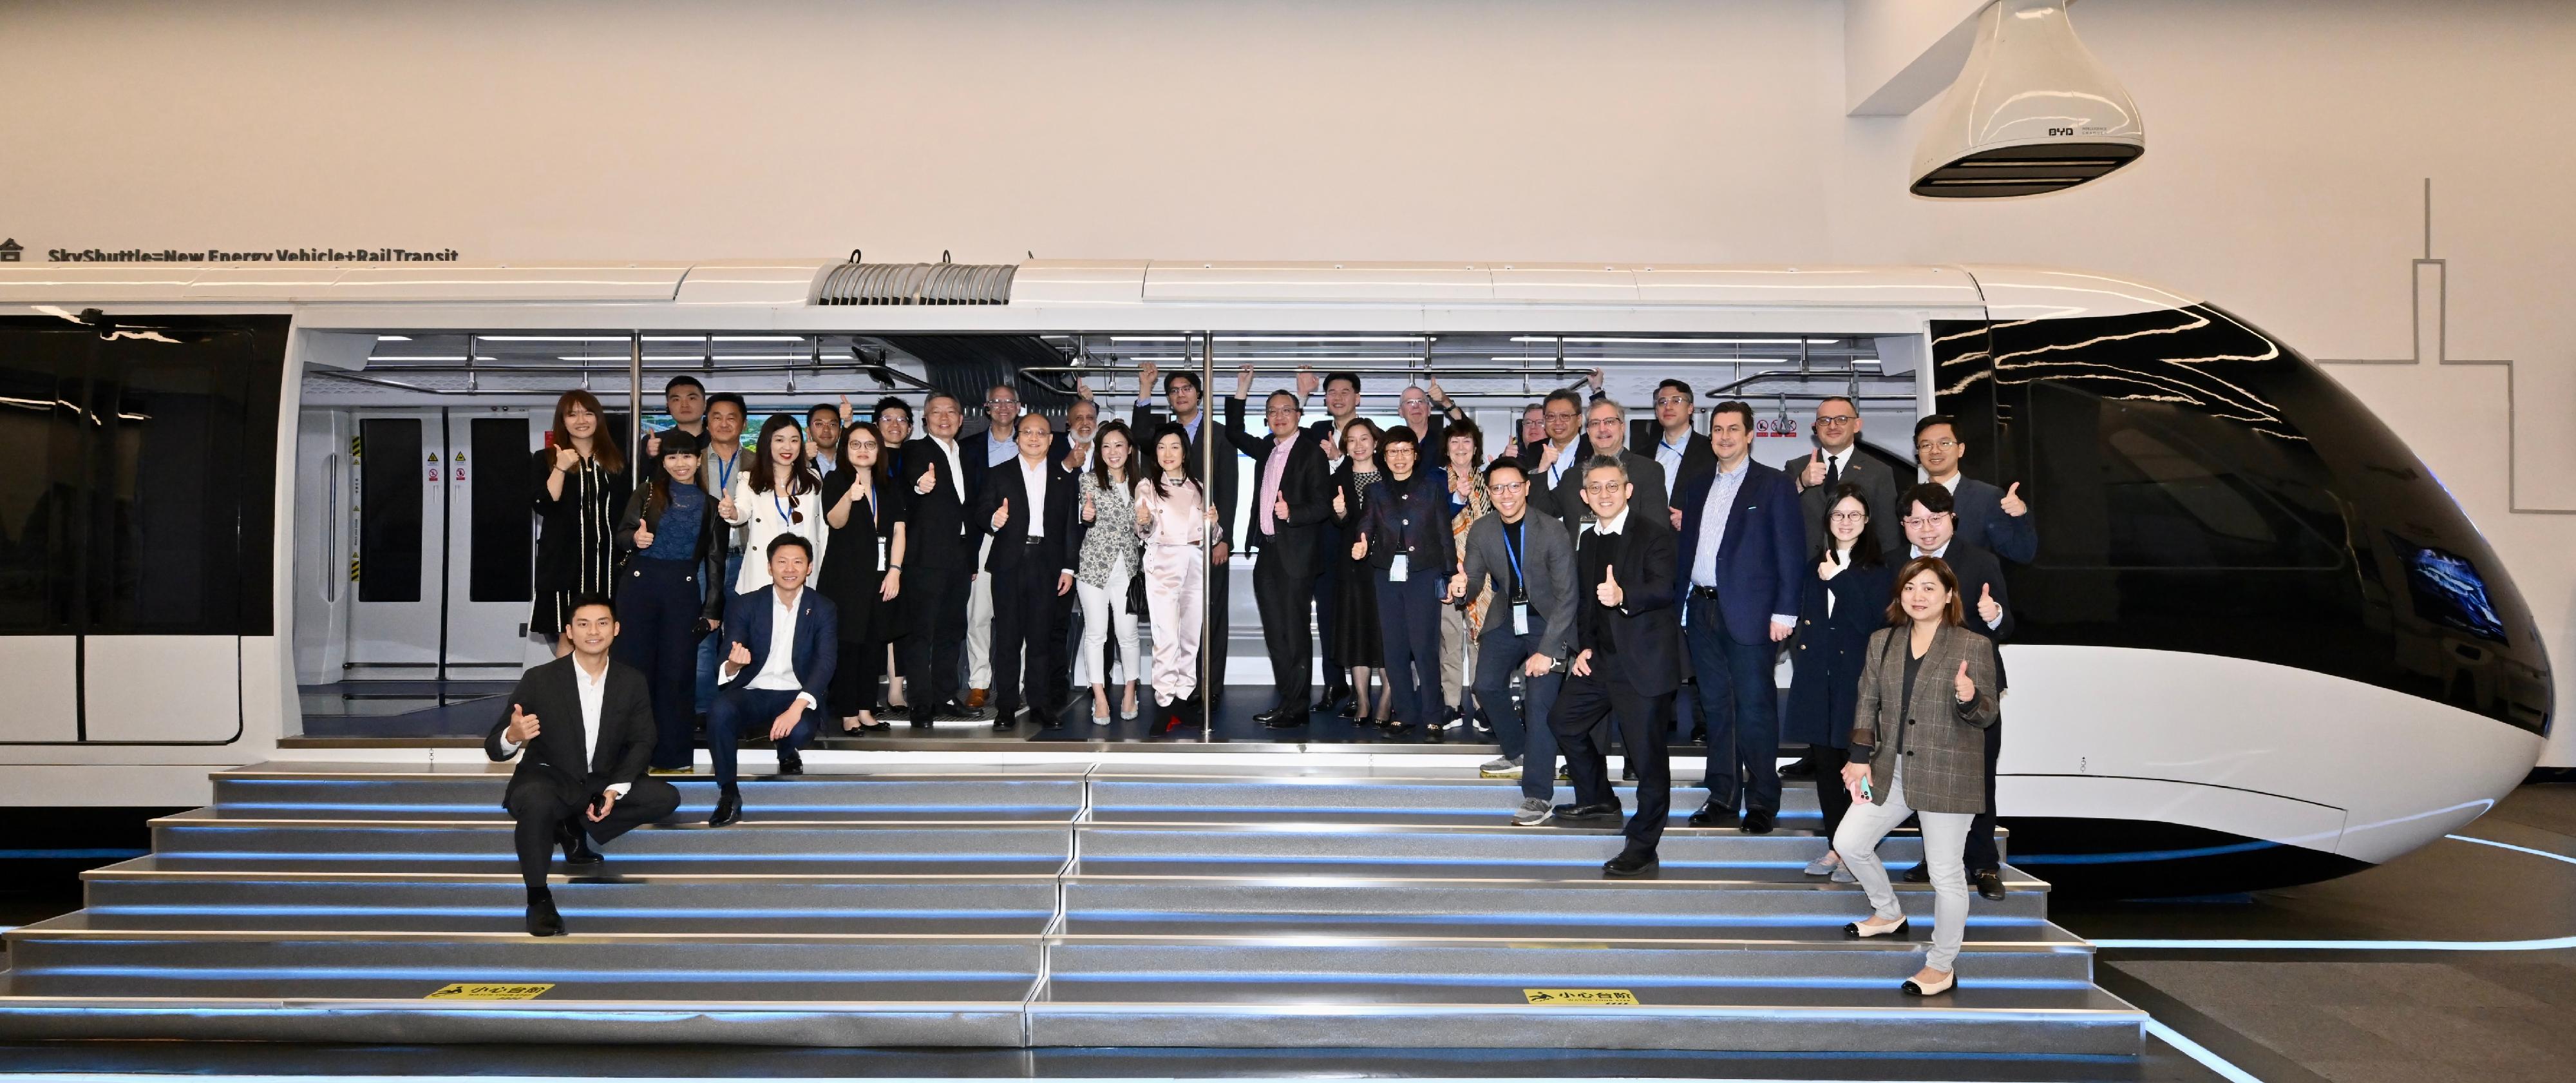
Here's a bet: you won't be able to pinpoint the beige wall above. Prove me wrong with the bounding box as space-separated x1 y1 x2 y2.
6 0 2572 761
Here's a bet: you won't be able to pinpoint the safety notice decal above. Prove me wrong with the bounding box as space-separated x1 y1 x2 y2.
1522 988 1638 1006
426 983 553 1001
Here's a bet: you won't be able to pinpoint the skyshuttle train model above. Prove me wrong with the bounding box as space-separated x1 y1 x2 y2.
0 258 2549 897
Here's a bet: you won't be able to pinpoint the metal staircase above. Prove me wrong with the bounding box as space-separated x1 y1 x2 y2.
0 761 2143 1053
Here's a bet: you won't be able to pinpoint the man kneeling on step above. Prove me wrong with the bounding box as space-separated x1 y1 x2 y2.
486 595 683 937
707 532 838 827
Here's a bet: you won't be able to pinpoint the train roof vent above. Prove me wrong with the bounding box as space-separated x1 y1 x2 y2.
817 254 1016 305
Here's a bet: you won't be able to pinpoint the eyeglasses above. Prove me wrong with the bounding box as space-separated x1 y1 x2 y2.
1491 481 1527 494
1899 515 1951 528
1828 511 1866 522
1544 410 1580 421
1916 438 1960 452
1816 414 1857 425
1654 394 1690 407
1581 481 1627 494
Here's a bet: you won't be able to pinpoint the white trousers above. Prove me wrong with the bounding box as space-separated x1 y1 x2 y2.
1074 559 1139 690
967 535 994 687
1142 542 1204 704
1832 769 1973 973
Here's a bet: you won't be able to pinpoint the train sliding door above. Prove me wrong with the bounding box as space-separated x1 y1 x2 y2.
341 408 537 680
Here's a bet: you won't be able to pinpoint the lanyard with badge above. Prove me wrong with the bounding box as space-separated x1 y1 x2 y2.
1501 520 1532 635
1387 483 1415 581
863 490 888 570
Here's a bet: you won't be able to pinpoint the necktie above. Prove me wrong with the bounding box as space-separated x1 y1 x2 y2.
1826 453 1842 491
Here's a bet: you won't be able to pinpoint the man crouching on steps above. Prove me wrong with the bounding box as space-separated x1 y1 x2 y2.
486 595 683 936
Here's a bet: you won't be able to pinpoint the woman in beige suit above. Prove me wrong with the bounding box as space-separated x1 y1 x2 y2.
1835 555 2000 997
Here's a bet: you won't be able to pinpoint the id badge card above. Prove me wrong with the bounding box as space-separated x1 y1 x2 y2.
876 537 890 570
1389 554 1409 582
1511 602 1530 635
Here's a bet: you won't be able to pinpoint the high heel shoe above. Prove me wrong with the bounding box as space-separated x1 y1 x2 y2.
1901 969 1956 996
1843 916 1910 939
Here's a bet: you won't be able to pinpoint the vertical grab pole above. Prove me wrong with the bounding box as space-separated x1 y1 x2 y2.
627 332 645 469
1200 331 1217 743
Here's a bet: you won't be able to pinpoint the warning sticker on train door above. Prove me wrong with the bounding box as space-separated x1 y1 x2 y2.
1522 988 1637 1005
425 982 553 1000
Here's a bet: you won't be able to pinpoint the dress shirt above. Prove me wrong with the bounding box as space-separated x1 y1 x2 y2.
929 436 966 502
495 656 630 796
730 586 818 710
1936 473 1960 494
1589 506 1630 536
1258 434 1295 536
1544 438 1583 489
1690 459 1751 588
1653 432 1690 491
985 430 1018 468
1016 456 1050 539
1911 541 1950 560
1815 446 1853 490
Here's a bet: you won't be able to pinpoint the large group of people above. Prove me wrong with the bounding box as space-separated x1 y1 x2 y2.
485 370 2035 995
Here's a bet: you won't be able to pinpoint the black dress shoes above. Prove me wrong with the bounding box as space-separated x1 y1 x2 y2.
1258 707 1306 729
909 717 936 731
1313 687 1350 714
1779 755 1818 780
1975 869 2007 900
935 699 978 719
776 746 804 776
526 893 565 937
710 788 743 827
1603 849 1660 878
1620 762 1636 781
1687 800 1740 828
1553 801 1624 825
1902 863 1930 883
559 821 603 868
856 719 891 734
1741 810 1776 835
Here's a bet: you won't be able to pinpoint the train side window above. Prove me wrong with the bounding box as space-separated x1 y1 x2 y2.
87 333 271 635
2027 381 2344 570
0 329 87 633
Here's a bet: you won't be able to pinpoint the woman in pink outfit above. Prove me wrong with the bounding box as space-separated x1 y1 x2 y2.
1135 423 1222 731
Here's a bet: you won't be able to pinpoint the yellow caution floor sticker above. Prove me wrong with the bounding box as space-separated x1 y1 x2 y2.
426 982 553 1001
1523 988 1638 1006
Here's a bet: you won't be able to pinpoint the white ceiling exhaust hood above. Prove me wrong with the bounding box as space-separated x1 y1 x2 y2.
1909 0 2144 198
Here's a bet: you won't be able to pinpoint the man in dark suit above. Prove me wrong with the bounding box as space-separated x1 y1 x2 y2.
978 411 1085 730
1299 368 1363 711
706 534 837 826
1522 388 1591 534
1540 398 1667 539
1132 363 1234 698
485 597 682 935
1914 414 2036 564
1895 481 2016 899
899 392 976 727
1547 454 1683 878
1633 378 1714 499
1674 401 1805 834
1222 367 1336 725
1794 396 1904 553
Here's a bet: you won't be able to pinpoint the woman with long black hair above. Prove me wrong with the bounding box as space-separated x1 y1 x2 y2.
1325 418 1390 725
614 441 726 771
532 389 629 657
1136 422 1220 733
819 420 905 734
1783 483 1893 883
721 414 828 591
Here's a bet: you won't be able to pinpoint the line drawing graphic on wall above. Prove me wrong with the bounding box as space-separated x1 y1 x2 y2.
2316 178 2573 515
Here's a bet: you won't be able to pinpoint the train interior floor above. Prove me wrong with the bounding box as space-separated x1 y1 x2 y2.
1 765 2569 1083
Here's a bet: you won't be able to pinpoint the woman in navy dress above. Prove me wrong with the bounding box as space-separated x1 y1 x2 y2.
1783 483 1894 883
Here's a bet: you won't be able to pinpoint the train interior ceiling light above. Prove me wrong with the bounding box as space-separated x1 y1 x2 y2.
1910 0 2145 199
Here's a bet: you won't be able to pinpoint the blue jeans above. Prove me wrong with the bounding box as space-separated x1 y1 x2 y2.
1687 594 1782 814
706 686 817 789
1372 570 1445 727
693 550 745 715
1472 626 1562 800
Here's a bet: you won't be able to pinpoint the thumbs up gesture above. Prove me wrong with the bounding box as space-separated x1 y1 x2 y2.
1596 564 1624 607
552 445 580 473
1800 448 1826 489
632 519 656 550
992 497 1011 531
915 461 938 495
1350 533 1368 561
1954 659 1976 704
1082 492 1096 522
505 702 540 745
1976 582 2002 627
716 490 738 522
1332 486 1347 519
1273 492 1290 522
2000 481 2027 517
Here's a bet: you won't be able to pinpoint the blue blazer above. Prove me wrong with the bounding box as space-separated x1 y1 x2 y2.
1671 457 1806 646
1950 476 2038 564
717 586 839 705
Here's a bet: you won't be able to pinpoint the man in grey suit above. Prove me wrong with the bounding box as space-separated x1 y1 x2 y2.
1913 414 2036 564
1793 396 1903 554
1452 457 1579 825
1538 398 1667 540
